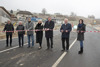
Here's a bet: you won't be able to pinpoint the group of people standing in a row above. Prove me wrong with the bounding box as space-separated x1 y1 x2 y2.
3 17 86 54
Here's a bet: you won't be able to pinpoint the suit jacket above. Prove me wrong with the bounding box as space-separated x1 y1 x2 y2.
25 22 34 35
16 25 25 35
60 23 72 38
3 23 14 35
44 20 55 38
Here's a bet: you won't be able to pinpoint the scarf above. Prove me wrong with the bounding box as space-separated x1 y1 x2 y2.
78 24 83 28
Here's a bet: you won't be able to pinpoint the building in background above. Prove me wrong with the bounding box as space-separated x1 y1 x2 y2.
0 6 11 24
16 11 33 21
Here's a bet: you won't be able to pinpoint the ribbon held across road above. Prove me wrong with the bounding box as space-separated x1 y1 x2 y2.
0 29 100 33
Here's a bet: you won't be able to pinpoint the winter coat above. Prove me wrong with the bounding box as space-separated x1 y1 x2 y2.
77 24 86 41
3 23 14 35
35 23 43 43
25 21 34 35
44 20 55 38
60 23 72 38
16 25 25 35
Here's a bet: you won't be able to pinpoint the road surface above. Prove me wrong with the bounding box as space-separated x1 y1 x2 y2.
0 27 100 67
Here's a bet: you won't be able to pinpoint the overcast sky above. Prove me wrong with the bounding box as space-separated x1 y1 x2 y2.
0 0 100 18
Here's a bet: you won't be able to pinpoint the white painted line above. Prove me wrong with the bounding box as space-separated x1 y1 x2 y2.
0 43 28 53
52 38 77 67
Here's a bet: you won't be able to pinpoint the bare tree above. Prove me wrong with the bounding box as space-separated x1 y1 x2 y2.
70 12 76 17
42 8 47 15
10 10 13 14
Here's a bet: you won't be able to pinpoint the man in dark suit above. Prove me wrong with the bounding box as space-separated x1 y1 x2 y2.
16 21 25 47
60 18 72 51
44 17 55 49
3 20 14 47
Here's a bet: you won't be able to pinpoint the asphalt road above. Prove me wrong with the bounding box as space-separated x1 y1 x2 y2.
58 27 100 67
0 27 100 67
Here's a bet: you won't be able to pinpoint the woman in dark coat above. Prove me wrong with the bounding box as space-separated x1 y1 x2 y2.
35 20 43 49
77 19 86 54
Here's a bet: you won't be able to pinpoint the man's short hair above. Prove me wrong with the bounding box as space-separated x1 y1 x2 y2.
64 18 68 21
7 20 11 22
19 21 22 24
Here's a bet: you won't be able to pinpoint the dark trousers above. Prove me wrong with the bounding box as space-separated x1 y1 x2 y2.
6 34 12 46
18 34 24 47
46 37 53 49
39 42 42 47
62 38 69 50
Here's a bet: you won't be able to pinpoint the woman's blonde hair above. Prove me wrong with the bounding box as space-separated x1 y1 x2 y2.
38 19 43 23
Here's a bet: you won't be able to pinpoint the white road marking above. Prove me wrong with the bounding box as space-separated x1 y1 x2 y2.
52 38 77 67
0 43 28 53
20 63 24 66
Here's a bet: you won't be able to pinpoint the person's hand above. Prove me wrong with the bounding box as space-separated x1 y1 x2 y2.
45 28 47 31
77 31 79 33
45 28 49 31
46 28 49 31
35 29 38 32
43 29 45 31
2 31 5 33
65 30 68 32
61 30 63 33
26 29 28 31
12 31 14 34
81 31 84 33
